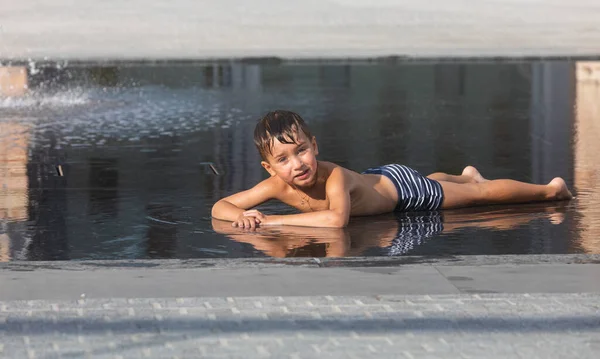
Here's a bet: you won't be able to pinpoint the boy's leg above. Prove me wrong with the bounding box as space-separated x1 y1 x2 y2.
439 177 572 209
428 166 487 184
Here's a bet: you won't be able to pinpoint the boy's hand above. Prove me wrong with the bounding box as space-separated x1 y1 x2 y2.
232 210 265 229
242 209 280 227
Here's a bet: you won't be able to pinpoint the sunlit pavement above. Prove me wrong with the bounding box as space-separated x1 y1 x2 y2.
1 0 600 60
2 293 600 359
1 255 600 358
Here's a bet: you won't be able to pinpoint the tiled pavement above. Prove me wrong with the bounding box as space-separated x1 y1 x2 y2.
2 293 600 358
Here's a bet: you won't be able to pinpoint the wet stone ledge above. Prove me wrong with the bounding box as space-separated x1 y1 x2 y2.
2 254 600 272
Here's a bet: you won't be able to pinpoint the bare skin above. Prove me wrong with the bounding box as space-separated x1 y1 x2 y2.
428 165 488 184
211 131 573 228
428 166 572 209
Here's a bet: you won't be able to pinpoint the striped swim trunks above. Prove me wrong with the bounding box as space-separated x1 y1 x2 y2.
362 164 444 212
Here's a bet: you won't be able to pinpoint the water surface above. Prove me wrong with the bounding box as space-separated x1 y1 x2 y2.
1 61 599 260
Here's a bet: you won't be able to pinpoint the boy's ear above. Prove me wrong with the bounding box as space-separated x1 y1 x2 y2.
261 161 277 177
311 136 319 156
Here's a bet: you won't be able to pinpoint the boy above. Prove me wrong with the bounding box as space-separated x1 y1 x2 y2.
211 110 573 228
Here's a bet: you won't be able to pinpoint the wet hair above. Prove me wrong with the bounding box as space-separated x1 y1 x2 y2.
254 110 313 161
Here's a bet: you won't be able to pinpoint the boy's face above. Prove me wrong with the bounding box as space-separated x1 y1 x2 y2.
261 130 319 188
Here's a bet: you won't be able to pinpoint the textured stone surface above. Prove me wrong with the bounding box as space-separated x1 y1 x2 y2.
1 293 600 358
1 0 600 60
4 258 600 301
2 256 600 356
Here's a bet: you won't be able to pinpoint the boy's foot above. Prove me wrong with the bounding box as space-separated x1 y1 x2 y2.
548 177 573 200
462 166 487 183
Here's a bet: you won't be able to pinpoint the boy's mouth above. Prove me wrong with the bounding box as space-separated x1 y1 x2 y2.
295 169 310 180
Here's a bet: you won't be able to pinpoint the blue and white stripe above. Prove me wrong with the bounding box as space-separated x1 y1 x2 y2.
388 212 444 256
362 164 444 212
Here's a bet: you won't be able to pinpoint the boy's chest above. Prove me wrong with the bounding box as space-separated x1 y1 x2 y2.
283 191 329 212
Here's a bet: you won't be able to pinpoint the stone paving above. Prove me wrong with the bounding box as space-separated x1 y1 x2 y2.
1 293 600 358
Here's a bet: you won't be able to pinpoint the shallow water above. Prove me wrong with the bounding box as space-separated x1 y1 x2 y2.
1 61 599 261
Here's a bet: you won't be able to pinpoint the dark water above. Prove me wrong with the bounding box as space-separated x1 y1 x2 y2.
1 61 599 261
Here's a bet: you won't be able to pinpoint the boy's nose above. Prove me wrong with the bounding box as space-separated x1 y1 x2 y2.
290 156 303 169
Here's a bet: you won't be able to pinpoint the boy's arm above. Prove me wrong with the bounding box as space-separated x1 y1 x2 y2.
211 177 280 224
247 167 351 228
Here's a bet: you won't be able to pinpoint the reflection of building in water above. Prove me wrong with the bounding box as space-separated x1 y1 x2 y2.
0 67 28 96
145 204 177 258
88 158 119 217
230 64 262 90
213 64 264 202
527 62 575 253
530 62 575 184
574 62 600 253
88 67 119 87
203 65 234 88
0 122 30 261
296 63 538 176
26 139 70 260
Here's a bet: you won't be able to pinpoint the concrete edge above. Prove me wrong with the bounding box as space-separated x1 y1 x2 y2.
2 254 600 272
3 55 600 67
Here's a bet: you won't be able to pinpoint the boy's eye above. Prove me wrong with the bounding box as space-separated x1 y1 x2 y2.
277 157 287 163
298 147 306 153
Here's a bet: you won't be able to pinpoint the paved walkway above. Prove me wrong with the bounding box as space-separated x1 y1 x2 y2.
2 293 600 358
1 0 600 60
1 255 600 357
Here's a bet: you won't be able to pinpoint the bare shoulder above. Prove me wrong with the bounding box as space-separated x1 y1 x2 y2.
320 162 358 191
319 161 351 176
319 162 342 180
320 161 361 186
257 175 287 198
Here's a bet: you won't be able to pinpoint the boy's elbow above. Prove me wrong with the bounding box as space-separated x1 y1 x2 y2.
211 200 225 219
329 212 349 228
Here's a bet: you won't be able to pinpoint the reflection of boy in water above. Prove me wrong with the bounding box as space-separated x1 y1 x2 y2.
371 205 566 256
384 212 445 256
212 110 572 229
212 203 565 257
